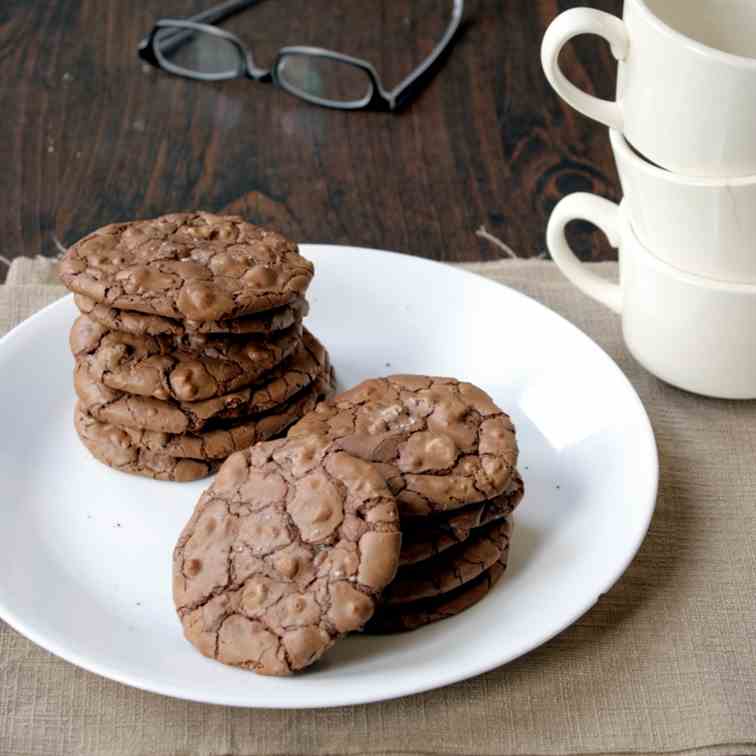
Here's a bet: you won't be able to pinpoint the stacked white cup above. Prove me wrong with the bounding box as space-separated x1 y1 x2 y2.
541 0 756 399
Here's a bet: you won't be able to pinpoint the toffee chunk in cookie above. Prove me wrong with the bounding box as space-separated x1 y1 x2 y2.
60 212 314 321
173 434 402 675
289 375 518 515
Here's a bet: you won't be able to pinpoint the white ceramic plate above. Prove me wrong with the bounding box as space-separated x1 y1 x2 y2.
0 245 657 708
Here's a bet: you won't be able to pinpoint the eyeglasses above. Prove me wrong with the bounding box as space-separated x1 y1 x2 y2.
138 0 464 111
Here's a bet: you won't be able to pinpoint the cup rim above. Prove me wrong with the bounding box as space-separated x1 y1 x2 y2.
619 202 756 292
633 0 756 69
610 129 756 187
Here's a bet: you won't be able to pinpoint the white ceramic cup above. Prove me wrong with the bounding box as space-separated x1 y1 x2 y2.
610 129 756 284
547 193 756 399
541 0 756 178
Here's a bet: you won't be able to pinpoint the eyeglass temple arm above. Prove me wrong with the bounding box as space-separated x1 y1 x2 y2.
186 0 260 26
387 0 464 110
140 0 260 55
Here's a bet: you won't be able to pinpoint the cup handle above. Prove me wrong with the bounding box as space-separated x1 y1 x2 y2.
541 8 628 130
546 193 623 314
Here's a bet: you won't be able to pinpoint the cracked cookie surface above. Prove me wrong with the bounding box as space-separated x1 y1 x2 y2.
75 294 308 337
288 375 518 515
74 329 328 434
60 212 314 321
384 519 511 605
70 314 302 402
75 405 219 482
366 554 510 634
173 434 402 675
399 472 523 566
74 372 333 461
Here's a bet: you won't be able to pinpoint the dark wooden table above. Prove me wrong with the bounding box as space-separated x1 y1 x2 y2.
0 0 622 272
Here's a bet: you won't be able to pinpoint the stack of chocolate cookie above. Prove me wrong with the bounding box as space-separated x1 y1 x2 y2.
286 375 522 634
59 212 333 482
374 472 523 632
171 374 521 676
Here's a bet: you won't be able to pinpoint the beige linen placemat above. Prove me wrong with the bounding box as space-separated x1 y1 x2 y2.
0 258 754 756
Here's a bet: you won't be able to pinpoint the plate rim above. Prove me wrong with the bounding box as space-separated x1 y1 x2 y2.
0 244 658 707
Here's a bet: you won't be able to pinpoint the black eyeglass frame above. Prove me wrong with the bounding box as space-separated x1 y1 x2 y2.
138 0 464 110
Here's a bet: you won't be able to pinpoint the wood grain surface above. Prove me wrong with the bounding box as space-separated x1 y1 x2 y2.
0 0 622 269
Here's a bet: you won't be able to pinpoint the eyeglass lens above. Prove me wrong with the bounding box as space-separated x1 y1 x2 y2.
155 26 244 77
276 53 373 106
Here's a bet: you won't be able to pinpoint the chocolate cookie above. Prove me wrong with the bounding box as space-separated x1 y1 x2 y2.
74 371 333 462
173 434 402 675
399 472 523 566
366 555 509 634
70 314 302 402
60 212 314 321
383 519 511 605
75 406 219 482
288 375 518 515
75 294 309 337
73 328 327 434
